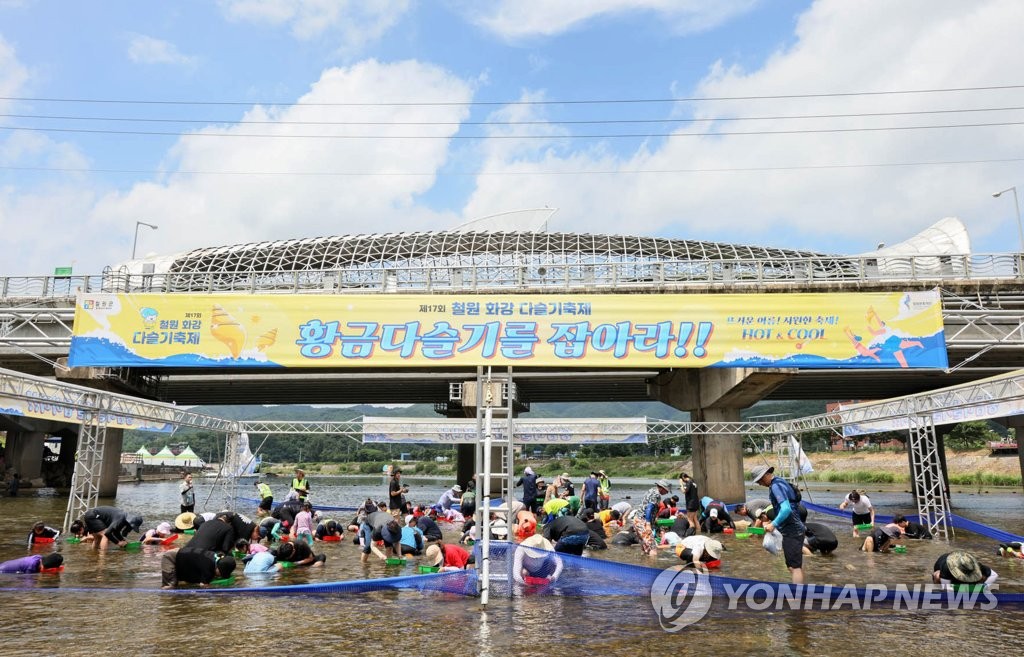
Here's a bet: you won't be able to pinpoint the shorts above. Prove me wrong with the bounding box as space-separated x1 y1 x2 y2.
686 500 700 513
782 533 804 570
83 512 107 534
851 512 871 526
259 497 274 511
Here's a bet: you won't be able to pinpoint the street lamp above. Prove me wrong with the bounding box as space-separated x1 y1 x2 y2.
992 186 1024 254
132 221 157 259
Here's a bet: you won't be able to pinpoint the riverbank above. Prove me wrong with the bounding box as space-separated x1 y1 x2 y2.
257 448 1023 487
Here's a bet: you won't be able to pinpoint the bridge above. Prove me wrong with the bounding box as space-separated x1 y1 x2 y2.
2 224 1024 529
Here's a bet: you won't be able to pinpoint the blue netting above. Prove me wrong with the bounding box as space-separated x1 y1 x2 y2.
4 544 1023 605
0 571 477 596
802 502 1024 543
479 541 1024 605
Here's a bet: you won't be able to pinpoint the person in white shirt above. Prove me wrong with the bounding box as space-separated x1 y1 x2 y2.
838 490 874 537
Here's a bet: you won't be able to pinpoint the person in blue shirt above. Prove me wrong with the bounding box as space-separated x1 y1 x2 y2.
751 465 805 584
400 515 425 556
582 472 601 511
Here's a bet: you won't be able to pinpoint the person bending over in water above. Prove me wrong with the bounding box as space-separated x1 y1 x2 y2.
161 549 235 588
0 553 63 574
803 522 839 555
512 535 563 585
860 524 901 553
932 550 998 589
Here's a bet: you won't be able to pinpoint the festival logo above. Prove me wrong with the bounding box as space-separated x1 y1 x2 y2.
649 565 713 632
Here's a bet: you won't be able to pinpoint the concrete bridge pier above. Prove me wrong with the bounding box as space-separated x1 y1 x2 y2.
98 428 124 498
2 431 46 481
652 368 793 503
1002 415 1024 492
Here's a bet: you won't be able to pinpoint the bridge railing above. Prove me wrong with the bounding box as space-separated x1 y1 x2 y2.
1 253 1020 300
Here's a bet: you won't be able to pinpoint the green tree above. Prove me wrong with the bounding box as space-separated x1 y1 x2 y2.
945 421 998 450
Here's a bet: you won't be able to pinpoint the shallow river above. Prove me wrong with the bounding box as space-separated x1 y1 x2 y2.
1 477 1023 656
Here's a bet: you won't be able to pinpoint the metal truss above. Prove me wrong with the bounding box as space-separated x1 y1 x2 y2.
0 307 75 346
0 367 239 432
908 414 952 540
240 420 363 436
62 401 107 532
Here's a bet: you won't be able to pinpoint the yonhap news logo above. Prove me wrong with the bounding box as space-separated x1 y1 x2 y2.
650 567 999 631
649 566 713 632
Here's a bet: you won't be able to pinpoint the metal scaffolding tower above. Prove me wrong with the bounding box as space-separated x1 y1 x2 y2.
907 413 953 540
62 398 108 532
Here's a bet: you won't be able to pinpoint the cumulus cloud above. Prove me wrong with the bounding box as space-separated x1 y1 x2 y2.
126 34 198 67
460 0 1024 254
86 59 471 267
218 0 411 51
459 0 759 40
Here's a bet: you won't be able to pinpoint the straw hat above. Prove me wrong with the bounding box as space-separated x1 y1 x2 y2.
520 534 555 557
174 512 196 530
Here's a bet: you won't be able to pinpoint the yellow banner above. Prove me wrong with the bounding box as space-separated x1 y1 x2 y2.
69 291 947 369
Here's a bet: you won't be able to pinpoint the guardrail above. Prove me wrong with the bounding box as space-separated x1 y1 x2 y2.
1 253 1021 300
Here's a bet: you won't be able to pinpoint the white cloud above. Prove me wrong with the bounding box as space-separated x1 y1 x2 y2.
86 59 471 267
218 0 411 51
459 0 759 40
460 0 1024 254
0 35 28 111
126 34 198 67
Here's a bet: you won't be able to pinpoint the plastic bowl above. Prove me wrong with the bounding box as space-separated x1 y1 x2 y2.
385 557 406 566
749 527 766 536
123 541 142 551
183 529 195 535
892 546 907 553
952 583 985 593
655 519 674 527
64 537 81 544
524 576 549 586
209 575 235 586
416 565 440 574
40 566 64 574
321 535 341 542
856 523 874 531
723 528 734 535
703 559 722 569
734 532 751 539
231 550 247 560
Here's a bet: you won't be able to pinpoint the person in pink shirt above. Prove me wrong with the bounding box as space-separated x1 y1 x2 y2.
292 501 315 544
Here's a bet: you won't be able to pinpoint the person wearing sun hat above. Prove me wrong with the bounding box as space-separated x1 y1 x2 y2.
435 484 462 512
751 464 805 584
932 550 998 589
512 534 563 584
674 535 724 567
425 542 473 570
174 512 197 532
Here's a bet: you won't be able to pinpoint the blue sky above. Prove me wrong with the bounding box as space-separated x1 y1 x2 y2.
1 0 1023 275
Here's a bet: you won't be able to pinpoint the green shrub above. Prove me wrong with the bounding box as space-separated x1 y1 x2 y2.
359 461 387 475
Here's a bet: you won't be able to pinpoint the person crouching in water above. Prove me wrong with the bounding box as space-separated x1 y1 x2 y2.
932 550 998 590
803 522 839 556
274 539 326 568
161 550 235 588
512 535 563 585
674 536 724 568
860 524 901 553
0 553 63 574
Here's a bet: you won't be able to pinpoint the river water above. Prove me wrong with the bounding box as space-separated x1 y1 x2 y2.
2 477 1023 656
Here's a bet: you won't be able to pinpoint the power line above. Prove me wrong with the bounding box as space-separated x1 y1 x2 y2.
2 84 1024 106
3 120 1024 139
4 157 1023 178
3 105 1024 127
